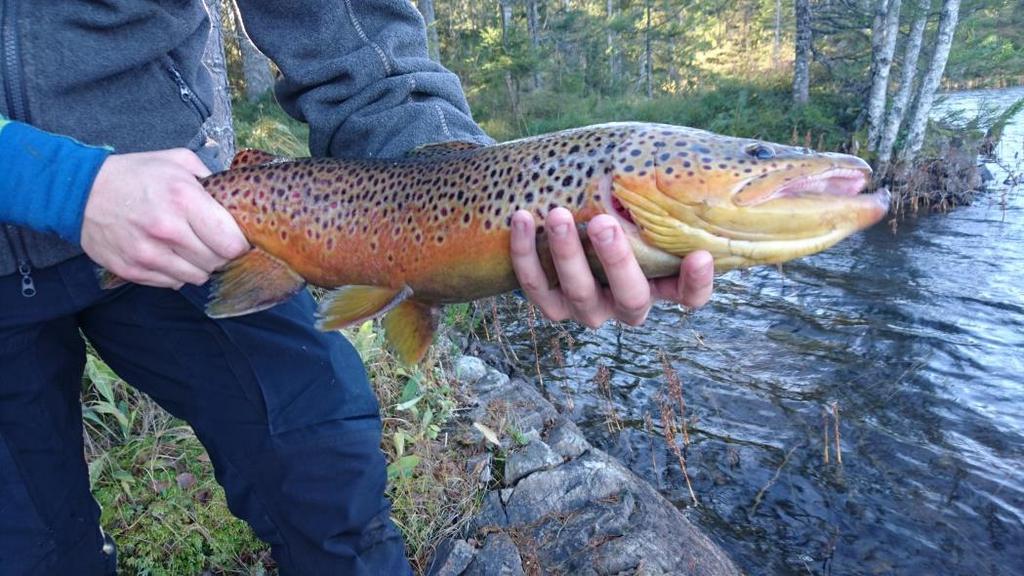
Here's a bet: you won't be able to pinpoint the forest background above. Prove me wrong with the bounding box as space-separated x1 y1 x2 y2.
82 0 1024 574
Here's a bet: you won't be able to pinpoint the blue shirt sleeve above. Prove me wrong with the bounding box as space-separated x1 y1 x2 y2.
0 117 112 244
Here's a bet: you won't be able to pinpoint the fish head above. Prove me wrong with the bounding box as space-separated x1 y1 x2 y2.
606 124 890 272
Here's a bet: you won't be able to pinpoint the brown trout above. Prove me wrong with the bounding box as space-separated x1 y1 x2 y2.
173 122 888 363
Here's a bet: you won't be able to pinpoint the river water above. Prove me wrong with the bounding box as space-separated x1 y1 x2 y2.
496 87 1024 575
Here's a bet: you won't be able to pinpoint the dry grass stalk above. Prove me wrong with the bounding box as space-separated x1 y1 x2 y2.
659 351 689 446
658 392 698 506
822 407 831 465
549 333 576 413
643 411 661 490
525 303 544 387
593 364 622 433
831 401 843 465
748 446 796 519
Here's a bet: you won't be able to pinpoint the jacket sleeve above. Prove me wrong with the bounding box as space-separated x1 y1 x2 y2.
234 0 494 159
0 116 111 243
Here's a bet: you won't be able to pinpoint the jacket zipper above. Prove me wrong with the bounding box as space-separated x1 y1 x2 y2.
2 0 35 297
165 59 210 122
3 226 34 297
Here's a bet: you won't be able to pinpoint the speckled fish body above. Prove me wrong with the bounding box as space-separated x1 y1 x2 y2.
199 122 889 363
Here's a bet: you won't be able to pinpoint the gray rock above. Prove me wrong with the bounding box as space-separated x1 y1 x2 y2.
456 356 488 386
428 539 476 576
502 451 738 575
504 439 562 486
467 453 493 485
466 377 557 435
544 419 589 460
436 358 739 576
472 490 508 530
474 368 510 394
463 533 525 576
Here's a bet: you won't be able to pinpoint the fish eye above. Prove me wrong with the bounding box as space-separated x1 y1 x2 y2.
745 144 776 160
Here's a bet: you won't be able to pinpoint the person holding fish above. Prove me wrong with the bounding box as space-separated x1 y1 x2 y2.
0 1 716 574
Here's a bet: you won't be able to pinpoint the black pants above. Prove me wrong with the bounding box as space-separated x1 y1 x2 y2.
0 255 411 575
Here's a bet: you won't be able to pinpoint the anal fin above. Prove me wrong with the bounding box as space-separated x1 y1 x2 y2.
382 300 438 365
206 248 306 318
315 285 413 331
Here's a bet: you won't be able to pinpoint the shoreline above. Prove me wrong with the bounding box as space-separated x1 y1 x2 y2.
425 354 740 576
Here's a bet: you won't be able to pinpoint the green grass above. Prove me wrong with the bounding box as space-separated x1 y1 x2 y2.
83 317 477 574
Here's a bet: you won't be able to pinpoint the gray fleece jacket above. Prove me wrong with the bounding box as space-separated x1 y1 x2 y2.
0 0 491 278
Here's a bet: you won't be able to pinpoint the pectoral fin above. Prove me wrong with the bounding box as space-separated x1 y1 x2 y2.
315 285 413 331
382 300 438 365
97 269 129 290
206 248 306 318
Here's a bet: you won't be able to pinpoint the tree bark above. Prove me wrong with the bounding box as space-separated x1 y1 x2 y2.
230 0 274 103
900 0 960 169
202 0 235 168
644 0 653 99
499 0 514 48
607 0 621 90
793 0 812 104
875 0 929 181
526 0 542 89
773 0 782 70
866 0 903 151
417 0 441 62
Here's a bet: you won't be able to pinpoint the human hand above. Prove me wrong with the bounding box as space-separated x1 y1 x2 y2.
510 208 714 328
81 149 250 289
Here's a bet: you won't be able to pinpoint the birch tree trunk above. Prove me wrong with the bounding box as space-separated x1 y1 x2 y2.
230 0 274 103
875 0 929 182
866 0 903 151
607 0 621 90
526 0 542 89
792 0 812 104
499 0 514 47
773 0 782 70
202 0 234 169
900 0 961 170
644 0 654 99
417 0 441 61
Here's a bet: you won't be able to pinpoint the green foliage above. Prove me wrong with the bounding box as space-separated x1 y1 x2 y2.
231 96 309 157
945 0 1024 87
91 432 269 576
344 321 480 572
83 354 271 575
481 76 859 150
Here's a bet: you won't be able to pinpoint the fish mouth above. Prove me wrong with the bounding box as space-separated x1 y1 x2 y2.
771 167 869 199
735 166 872 206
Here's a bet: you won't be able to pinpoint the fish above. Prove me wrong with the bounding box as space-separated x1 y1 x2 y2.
111 122 890 364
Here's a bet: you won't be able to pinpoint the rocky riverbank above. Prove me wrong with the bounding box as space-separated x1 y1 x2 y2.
426 355 739 576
